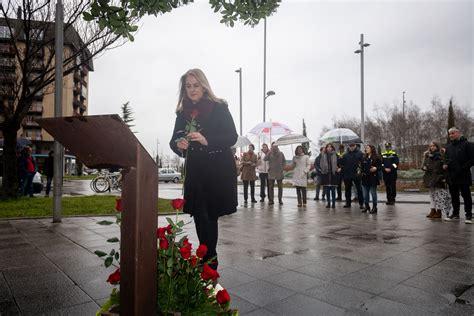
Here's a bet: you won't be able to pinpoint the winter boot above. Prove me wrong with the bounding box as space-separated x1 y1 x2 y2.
426 208 436 218
370 205 378 214
432 209 442 219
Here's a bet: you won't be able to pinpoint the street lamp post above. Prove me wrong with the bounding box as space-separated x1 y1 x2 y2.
402 91 406 120
235 68 243 135
263 17 267 122
264 90 275 121
354 33 370 143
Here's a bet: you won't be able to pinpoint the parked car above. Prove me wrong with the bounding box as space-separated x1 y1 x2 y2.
158 168 181 183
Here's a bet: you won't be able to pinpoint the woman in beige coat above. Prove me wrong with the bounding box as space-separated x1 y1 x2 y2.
291 145 311 207
241 144 258 203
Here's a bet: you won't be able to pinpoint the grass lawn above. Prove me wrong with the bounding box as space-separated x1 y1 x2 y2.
0 195 178 219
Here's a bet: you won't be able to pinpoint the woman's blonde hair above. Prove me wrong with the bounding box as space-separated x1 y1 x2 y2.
175 68 224 113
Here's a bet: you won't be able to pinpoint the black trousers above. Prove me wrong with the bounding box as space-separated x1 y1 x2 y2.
268 179 283 203
243 180 256 201
259 173 268 199
337 175 343 199
193 212 218 268
449 183 472 217
296 186 307 204
383 173 397 202
344 178 363 206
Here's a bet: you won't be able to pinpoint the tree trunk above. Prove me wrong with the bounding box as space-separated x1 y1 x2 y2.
1 127 19 198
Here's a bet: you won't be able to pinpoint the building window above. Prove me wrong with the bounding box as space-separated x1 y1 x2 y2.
0 26 13 39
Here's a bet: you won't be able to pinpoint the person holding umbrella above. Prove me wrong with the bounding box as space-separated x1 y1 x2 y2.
264 142 286 205
290 145 311 207
319 143 341 208
241 144 258 204
340 142 364 210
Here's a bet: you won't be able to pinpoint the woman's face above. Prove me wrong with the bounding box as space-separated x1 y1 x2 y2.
262 144 268 153
326 146 334 153
365 145 371 154
296 147 303 155
249 145 254 153
429 143 438 152
185 75 204 103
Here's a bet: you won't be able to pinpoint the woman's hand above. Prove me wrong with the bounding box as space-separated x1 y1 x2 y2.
370 166 377 173
176 138 189 150
188 132 208 146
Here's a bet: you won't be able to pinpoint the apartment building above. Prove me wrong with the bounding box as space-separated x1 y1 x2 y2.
0 18 93 154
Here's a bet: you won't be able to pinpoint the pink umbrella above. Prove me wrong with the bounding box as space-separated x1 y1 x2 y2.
248 121 293 136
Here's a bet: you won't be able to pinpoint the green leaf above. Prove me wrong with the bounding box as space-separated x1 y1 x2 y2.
107 237 120 243
114 252 120 261
167 267 172 276
83 12 95 21
105 256 113 268
109 248 116 256
167 257 174 267
97 220 113 225
94 250 107 257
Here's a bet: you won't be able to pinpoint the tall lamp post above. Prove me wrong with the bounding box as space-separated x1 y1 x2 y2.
402 91 406 119
235 68 243 135
264 90 275 122
354 33 370 143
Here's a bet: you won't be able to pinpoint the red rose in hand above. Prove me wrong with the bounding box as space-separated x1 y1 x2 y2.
171 198 185 210
166 224 173 235
216 288 231 305
201 263 220 282
191 109 199 119
196 244 208 258
157 227 166 239
115 198 123 212
159 238 169 250
180 244 192 259
107 268 120 285
182 238 191 247
190 256 198 266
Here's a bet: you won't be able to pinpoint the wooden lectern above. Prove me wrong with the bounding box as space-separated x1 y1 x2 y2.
37 114 158 315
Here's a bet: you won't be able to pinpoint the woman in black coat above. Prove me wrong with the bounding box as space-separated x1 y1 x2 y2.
169 68 238 270
360 144 382 214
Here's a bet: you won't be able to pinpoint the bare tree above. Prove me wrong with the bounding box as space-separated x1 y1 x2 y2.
0 0 126 197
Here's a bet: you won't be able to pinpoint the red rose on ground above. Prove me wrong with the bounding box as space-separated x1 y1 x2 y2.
159 238 169 250
157 227 166 239
171 198 185 210
216 288 231 305
180 244 192 259
196 244 208 258
190 256 198 266
115 198 123 212
107 268 120 285
166 224 173 235
201 263 220 282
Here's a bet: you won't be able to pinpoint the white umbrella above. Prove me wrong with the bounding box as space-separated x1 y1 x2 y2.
232 135 252 148
274 133 312 146
248 121 293 136
320 128 362 144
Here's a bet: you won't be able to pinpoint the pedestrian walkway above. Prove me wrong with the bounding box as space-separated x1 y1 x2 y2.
0 196 473 315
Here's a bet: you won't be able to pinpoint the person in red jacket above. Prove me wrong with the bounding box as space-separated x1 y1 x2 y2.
18 146 37 197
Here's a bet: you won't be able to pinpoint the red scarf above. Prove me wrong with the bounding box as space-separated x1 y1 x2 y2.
182 98 215 121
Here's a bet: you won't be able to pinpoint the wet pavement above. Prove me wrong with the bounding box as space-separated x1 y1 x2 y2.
1 188 473 315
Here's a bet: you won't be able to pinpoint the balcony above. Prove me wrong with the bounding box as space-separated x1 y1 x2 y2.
23 120 40 127
0 73 16 82
0 44 14 55
0 58 15 71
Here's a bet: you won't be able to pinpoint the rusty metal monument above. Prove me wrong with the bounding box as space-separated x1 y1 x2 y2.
38 114 158 315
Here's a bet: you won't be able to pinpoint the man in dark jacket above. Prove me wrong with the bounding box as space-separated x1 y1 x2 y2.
43 151 54 197
340 143 364 209
313 147 326 201
381 142 399 205
443 128 474 223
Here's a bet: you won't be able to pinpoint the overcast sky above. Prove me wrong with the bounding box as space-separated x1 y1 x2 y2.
88 0 473 159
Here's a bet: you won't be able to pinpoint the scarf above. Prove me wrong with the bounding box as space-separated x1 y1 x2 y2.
320 152 337 175
182 97 215 121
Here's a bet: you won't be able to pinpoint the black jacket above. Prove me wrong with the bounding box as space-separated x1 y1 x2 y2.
170 99 238 219
360 155 382 186
444 136 474 185
381 150 399 175
422 152 448 188
43 156 54 178
340 149 363 180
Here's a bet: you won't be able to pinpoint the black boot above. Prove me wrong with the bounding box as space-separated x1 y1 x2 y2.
326 203 330 208
362 204 370 213
370 205 378 214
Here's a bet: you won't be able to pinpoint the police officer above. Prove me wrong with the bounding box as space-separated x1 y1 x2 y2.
381 142 399 205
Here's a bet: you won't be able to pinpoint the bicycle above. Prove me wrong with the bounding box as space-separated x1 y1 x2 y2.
90 171 122 193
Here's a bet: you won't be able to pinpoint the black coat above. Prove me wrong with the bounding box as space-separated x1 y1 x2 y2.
422 152 448 188
170 100 238 219
444 136 474 185
340 149 363 180
43 156 54 178
360 155 382 186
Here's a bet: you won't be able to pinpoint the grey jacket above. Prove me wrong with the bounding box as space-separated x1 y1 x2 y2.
264 150 286 180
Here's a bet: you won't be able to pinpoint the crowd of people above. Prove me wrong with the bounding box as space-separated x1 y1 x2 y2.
234 127 473 224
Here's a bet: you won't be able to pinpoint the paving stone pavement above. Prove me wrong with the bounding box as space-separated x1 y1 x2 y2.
0 195 473 315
